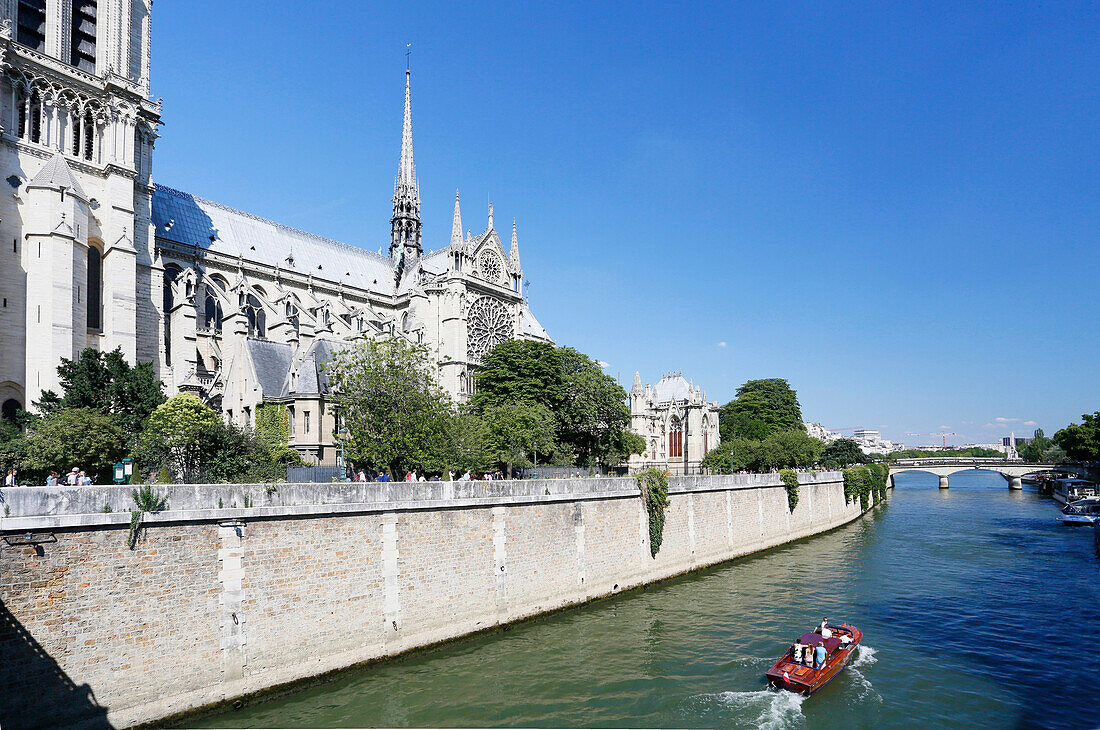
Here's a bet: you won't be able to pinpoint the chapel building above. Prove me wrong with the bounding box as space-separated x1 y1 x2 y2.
628 372 721 475
0 2 551 465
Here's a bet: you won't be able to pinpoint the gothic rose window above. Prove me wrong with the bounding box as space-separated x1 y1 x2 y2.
467 296 512 361
478 251 502 283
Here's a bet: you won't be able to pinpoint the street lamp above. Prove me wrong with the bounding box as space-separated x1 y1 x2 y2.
533 440 538 480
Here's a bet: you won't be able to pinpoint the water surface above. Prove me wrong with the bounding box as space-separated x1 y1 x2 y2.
187 471 1098 729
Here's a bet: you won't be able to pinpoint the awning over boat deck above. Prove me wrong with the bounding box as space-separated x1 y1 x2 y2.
798 632 842 652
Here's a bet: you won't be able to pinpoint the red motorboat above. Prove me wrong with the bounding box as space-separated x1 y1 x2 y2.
764 623 863 695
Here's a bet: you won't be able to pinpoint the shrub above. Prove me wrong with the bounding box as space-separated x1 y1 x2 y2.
779 468 800 512
638 468 670 558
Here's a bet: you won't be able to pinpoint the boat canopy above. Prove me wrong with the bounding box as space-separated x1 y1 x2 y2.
798 632 842 652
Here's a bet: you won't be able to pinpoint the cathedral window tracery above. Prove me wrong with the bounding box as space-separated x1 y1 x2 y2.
477 251 502 283
467 296 512 361
669 416 683 458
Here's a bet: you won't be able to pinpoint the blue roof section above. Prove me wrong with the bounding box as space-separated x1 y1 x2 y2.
152 185 397 295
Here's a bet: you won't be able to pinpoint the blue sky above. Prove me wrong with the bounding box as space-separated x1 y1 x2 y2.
153 1 1098 446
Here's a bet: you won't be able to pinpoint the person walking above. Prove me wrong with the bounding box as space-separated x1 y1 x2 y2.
45 471 58 486
4 468 16 487
67 467 80 485
377 471 391 482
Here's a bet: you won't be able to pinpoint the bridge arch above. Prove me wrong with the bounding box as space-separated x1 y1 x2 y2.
888 462 1059 490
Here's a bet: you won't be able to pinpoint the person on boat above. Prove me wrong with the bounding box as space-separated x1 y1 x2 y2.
793 644 803 664
813 643 827 670
819 617 833 639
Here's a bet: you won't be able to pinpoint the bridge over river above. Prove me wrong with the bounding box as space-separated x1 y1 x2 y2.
888 458 1062 489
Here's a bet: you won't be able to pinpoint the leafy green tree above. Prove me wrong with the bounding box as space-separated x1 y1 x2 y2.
472 340 640 468
1053 413 1100 462
21 408 127 482
701 429 823 474
139 394 222 483
34 347 165 442
471 340 565 409
436 407 495 475
718 379 804 441
821 439 868 469
480 401 558 478
326 337 453 476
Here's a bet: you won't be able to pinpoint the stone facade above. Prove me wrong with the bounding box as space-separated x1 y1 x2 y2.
0 3 552 467
628 372 721 475
0 472 874 729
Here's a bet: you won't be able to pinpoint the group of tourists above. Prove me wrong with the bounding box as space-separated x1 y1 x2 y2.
791 618 853 670
4 466 93 487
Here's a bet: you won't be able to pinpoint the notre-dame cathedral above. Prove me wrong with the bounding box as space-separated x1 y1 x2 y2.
0 1 550 465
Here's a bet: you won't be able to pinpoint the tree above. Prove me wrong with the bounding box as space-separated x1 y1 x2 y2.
1053 413 1100 462
719 379 804 442
471 340 565 410
326 337 453 476
21 408 127 482
436 407 495 476
480 401 558 478
472 340 640 468
555 347 635 466
821 439 868 469
34 347 165 441
139 394 222 483
701 430 824 474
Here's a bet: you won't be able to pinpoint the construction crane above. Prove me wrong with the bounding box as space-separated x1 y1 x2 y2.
905 432 957 448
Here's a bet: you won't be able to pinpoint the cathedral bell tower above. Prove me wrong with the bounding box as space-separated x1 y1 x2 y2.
390 68 421 275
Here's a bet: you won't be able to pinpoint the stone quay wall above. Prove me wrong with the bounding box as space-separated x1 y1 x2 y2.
0 472 874 729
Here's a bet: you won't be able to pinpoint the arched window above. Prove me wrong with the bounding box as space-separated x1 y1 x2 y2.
245 294 265 337
204 294 223 332
87 244 102 331
669 416 683 459
286 298 300 335
2 398 22 423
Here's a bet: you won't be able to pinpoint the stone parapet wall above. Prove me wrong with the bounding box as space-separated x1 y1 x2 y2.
0 472 873 729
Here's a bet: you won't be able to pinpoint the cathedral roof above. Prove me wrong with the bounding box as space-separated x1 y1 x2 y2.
246 338 294 398
28 153 88 200
520 302 551 341
653 373 692 403
152 186 397 296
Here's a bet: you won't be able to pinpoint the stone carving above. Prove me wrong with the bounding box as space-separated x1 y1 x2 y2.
466 296 511 361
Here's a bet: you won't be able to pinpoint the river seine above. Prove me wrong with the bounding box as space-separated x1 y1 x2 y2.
187 470 1098 729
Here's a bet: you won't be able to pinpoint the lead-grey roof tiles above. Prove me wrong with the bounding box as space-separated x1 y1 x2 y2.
152 185 398 296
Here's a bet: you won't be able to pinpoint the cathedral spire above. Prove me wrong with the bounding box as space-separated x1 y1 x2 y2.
450 190 463 250
391 66 422 267
509 218 521 270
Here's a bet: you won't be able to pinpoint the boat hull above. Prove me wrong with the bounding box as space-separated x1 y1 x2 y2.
765 624 863 696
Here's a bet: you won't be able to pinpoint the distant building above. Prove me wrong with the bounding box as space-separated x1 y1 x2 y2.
628 372 721 475
850 429 902 455
805 423 841 442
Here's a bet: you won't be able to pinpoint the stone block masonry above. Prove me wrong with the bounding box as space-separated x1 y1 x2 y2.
0 473 877 729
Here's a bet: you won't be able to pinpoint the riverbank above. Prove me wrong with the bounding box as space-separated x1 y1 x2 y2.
0 472 879 729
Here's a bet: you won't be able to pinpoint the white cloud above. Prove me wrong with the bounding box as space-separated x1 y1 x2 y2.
939 425 950 430
995 417 1021 423
983 423 997 429
1024 420 1037 426
717 341 727 348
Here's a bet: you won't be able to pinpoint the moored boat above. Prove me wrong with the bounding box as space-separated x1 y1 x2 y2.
765 623 863 695
1060 497 1100 525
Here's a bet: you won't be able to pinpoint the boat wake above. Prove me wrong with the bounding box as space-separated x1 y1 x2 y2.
850 644 877 669
681 688 806 729
846 645 882 704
